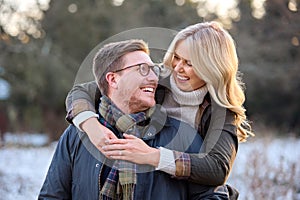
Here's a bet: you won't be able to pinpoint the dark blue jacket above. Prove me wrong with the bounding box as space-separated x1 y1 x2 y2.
39 107 231 199
39 110 206 200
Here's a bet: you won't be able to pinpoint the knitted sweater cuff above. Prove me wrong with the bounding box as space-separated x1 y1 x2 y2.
155 147 176 175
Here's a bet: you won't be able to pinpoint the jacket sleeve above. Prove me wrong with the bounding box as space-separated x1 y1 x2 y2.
65 81 99 123
174 108 238 186
38 126 77 199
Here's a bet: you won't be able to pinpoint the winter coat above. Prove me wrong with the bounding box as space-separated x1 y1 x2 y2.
39 108 231 200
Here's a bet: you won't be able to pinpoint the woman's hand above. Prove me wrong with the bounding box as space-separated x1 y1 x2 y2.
81 117 117 154
102 134 160 167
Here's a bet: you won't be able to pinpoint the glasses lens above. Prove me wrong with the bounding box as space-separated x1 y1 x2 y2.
152 65 160 77
138 63 160 77
139 63 149 76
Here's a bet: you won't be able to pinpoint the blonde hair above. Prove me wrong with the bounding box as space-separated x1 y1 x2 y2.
164 21 253 142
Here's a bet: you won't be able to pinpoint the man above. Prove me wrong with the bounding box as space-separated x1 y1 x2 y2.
39 39 225 199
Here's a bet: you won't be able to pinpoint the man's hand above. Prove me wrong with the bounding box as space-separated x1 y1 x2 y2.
81 117 117 154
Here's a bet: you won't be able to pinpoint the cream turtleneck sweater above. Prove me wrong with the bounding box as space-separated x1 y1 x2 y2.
162 74 208 129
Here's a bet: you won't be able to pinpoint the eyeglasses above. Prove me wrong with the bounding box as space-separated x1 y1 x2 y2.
113 63 161 77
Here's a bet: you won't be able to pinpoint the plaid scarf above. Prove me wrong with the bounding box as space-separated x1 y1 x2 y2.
99 95 154 200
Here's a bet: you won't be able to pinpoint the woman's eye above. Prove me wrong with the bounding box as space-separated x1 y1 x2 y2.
173 55 180 60
186 61 192 67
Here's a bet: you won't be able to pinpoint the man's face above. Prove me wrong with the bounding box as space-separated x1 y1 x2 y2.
112 51 158 113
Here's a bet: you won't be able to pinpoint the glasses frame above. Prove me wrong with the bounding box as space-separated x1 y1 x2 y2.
113 63 161 77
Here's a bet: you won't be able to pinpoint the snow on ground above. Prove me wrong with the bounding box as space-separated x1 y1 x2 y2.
0 145 56 200
227 136 300 200
0 133 300 200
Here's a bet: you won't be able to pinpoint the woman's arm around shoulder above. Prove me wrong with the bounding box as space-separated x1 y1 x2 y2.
65 81 117 153
65 81 99 123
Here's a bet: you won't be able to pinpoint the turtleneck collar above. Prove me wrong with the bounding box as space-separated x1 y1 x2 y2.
169 74 208 106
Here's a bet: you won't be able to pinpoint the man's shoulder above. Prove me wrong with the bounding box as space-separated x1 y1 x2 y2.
160 117 202 152
58 124 82 148
165 116 195 130
63 124 81 137
164 117 200 139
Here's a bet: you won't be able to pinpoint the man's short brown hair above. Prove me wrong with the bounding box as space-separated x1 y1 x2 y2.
93 39 149 95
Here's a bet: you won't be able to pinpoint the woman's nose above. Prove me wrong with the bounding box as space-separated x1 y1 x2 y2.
173 60 184 72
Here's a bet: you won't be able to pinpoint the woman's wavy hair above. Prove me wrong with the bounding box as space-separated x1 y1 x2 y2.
163 21 254 142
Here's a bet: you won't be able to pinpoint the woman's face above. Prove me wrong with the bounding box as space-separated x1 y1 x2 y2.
171 40 206 92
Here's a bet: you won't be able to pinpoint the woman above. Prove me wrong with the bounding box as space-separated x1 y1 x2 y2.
65 21 253 187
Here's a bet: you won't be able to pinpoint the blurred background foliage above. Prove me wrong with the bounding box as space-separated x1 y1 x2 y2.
0 0 299 140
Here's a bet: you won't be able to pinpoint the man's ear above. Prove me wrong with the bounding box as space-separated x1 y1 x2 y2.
106 72 118 89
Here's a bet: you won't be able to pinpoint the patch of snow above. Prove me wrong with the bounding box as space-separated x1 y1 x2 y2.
4 133 49 147
227 136 300 200
0 134 299 200
0 143 56 200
